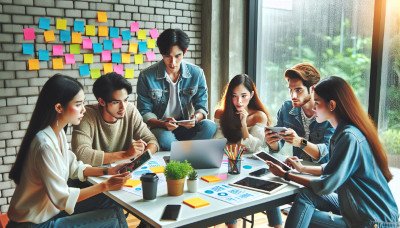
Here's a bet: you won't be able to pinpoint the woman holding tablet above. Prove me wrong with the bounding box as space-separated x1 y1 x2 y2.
267 76 399 227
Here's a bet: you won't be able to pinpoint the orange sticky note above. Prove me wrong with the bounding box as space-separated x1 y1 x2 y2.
124 179 141 188
122 53 131 63
137 29 146 40
71 32 82 44
147 39 156 49
129 43 138 53
28 59 39 70
91 68 101 79
44 30 55 42
84 54 93 64
86 25 96 36
201 175 221 183
56 18 67 30
52 58 64 70
97 11 108 22
103 63 113 74
134 54 143 64
98 25 109 37
183 197 210 208
149 166 164 173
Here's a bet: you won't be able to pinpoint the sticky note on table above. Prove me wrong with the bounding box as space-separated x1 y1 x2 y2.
71 32 82 44
103 63 113 73
60 30 71 42
74 20 85 32
183 197 210 208
138 41 147 53
147 39 156 49
110 27 119 38
97 11 107 22
86 25 95 36
113 38 122 49
44 30 55 42
103 39 112 50
22 43 34 55
65 54 75 64
38 50 49 61
52 45 64 56
23 28 35 40
122 53 130 63
149 166 165 173
101 51 111 62
98 25 109 37
83 38 92 49
124 179 141 188
79 64 90 76
56 18 67 30
28 59 39 70
52 58 64 69
149 28 159 39
91 68 101 79
122 29 131 41
130 22 139 32
134 54 143 64
84 54 93 64
201 175 221 183
70 44 81 54
125 68 134 79
112 53 121 63
129 43 138 53
39 17 50 30
146 51 156 62
137 29 146 40
93 43 103 53
114 64 124 75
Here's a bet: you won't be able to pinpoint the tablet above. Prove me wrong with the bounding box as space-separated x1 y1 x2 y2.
253 151 292 171
118 150 152 173
230 176 287 194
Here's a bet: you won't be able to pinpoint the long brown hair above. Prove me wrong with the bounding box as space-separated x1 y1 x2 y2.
219 74 271 143
314 76 392 182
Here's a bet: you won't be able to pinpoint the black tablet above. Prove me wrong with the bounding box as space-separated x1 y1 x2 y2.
230 176 287 194
254 151 292 171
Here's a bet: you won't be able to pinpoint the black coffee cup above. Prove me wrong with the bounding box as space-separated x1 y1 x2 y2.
140 173 159 200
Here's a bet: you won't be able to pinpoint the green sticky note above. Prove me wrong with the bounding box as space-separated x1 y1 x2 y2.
91 68 101 79
70 44 81 54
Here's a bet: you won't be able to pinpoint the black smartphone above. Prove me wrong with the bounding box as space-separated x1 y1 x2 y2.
160 204 181 221
163 156 170 164
249 168 269 177
118 150 151 173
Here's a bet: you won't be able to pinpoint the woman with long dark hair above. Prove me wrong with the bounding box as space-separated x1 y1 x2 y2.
8 74 130 227
267 76 399 227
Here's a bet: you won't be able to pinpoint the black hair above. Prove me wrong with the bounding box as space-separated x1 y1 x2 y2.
93 72 132 102
10 74 83 184
156 29 190 55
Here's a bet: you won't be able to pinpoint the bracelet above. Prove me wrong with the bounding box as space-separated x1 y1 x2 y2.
284 171 290 181
103 167 108 175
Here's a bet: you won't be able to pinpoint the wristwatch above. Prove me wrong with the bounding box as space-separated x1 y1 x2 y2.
284 171 291 181
299 138 308 150
102 167 108 175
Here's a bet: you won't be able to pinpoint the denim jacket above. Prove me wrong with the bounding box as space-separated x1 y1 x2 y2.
137 60 208 123
310 123 399 227
270 100 334 164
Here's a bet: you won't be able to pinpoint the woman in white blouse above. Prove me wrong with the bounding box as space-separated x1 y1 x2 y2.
7 74 131 227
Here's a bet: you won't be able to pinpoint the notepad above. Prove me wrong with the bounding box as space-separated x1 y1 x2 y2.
124 179 141 188
149 166 165 173
201 175 221 183
183 197 210 208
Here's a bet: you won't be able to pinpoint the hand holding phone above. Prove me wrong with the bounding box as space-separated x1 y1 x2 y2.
265 126 288 133
118 150 152 173
160 204 181 221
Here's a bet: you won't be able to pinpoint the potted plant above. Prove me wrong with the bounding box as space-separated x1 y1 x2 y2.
187 170 198 193
164 160 193 196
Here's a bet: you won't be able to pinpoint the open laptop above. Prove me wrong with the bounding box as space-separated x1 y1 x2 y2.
170 138 227 169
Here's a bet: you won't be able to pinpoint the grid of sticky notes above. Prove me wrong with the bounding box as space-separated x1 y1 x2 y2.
22 12 160 79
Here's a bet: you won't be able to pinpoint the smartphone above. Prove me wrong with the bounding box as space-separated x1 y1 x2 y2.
118 150 152 173
172 119 195 124
163 156 170 164
265 126 288 133
249 168 269 177
160 204 181 221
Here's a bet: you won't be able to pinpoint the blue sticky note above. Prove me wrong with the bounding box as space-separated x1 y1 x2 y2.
109 27 119 38
121 29 131 41
60 30 71 42
38 50 49 61
79 64 90 76
103 39 112 50
112 53 121 63
93 43 102 53
74 20 85 32
38 17 50 30
138 41 148 53
22 43 34 55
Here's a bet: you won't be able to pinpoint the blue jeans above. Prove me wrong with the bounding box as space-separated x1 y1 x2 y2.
226 208 282 226
285 188 347 228
151 119 217 151
7 193 128 228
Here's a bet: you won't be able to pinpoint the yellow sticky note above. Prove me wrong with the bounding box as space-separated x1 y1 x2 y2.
122 53 131 63
52 58 64 70
201 175 221 183
149 166 165 173
44 30 55 42
134 54 143 64
129 43 138 53
84 54 93 64
86 25 96 36
97 11 108 22
56 18 67 30
183 197 210 208
147 39 156 49
137 29 146 40
124 179 141 188
125 68 134 79
103 63 113 74
91 69 101 79
98 25 109 37
71 32 82 44
28 59 39 70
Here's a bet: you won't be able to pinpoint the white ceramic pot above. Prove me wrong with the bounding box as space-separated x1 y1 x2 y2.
187 179 198 193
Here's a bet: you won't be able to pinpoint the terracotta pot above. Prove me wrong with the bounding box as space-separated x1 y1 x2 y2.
167 178 185 196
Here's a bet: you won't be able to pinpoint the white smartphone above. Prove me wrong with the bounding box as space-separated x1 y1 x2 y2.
172 119 195 124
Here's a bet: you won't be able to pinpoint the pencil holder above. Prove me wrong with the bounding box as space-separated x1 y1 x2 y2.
228 159 241 175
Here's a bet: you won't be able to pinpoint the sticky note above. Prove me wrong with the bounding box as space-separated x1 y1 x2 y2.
56 19 67 30
70 44 81 54
183 197 210 208
122 53 130 63
114 64 124 75
74 20 85 32
98 25 109 37
71 32 82 44
60 30 71 42
109 27 119 38
91 68 101 79
124 179 141 188
137 29 146 40
97 11 107 22
38 50 49 61
103 63 113 73
65 54 75 64
52 45 64 56
28 59 39 70
44 30 55 42
83 38 92 49
79 64 90 76
130 22 139 32
23 28 35 40
138 41 148 53
149 28 159 39
86 25 96 36
201 175 221 183
134 54 143 64
39 17 50 30
112 53 121 63
129 43 138 53
22 43 34 55
101 51 111 62
149 166 164 173
84 54 93 64
93 43 103 53
125 68 134 79
103 39 112 50
147 39 156 49
122 30 131 41
146 51 156 62
52 58 64 69
113 38 122 49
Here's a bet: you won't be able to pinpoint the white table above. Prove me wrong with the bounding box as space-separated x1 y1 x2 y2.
88 152 302 228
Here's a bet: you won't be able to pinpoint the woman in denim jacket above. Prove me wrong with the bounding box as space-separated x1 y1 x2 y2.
267 76 399 227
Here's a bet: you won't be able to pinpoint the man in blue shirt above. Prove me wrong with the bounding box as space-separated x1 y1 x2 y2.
137 29 216 151
265 63 334 163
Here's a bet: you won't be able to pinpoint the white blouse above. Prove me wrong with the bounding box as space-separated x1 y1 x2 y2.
8 126 91 224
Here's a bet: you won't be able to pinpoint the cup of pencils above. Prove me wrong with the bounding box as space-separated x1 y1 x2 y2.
225 144 245 175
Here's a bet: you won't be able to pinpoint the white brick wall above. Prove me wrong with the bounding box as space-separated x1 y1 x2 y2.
0 0 202 212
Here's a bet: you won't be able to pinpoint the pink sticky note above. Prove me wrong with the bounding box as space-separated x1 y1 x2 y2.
23 28 35 40
130 22 139 32
149 28 159 39
146 51 156 61
114 64 124 75
52 45 64 56
101 51 111 62
65 54 75 64
113 38 122 49
83 38 92 49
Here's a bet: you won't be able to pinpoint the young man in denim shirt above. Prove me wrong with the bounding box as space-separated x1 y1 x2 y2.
265 63 334 164
137 29 217 151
